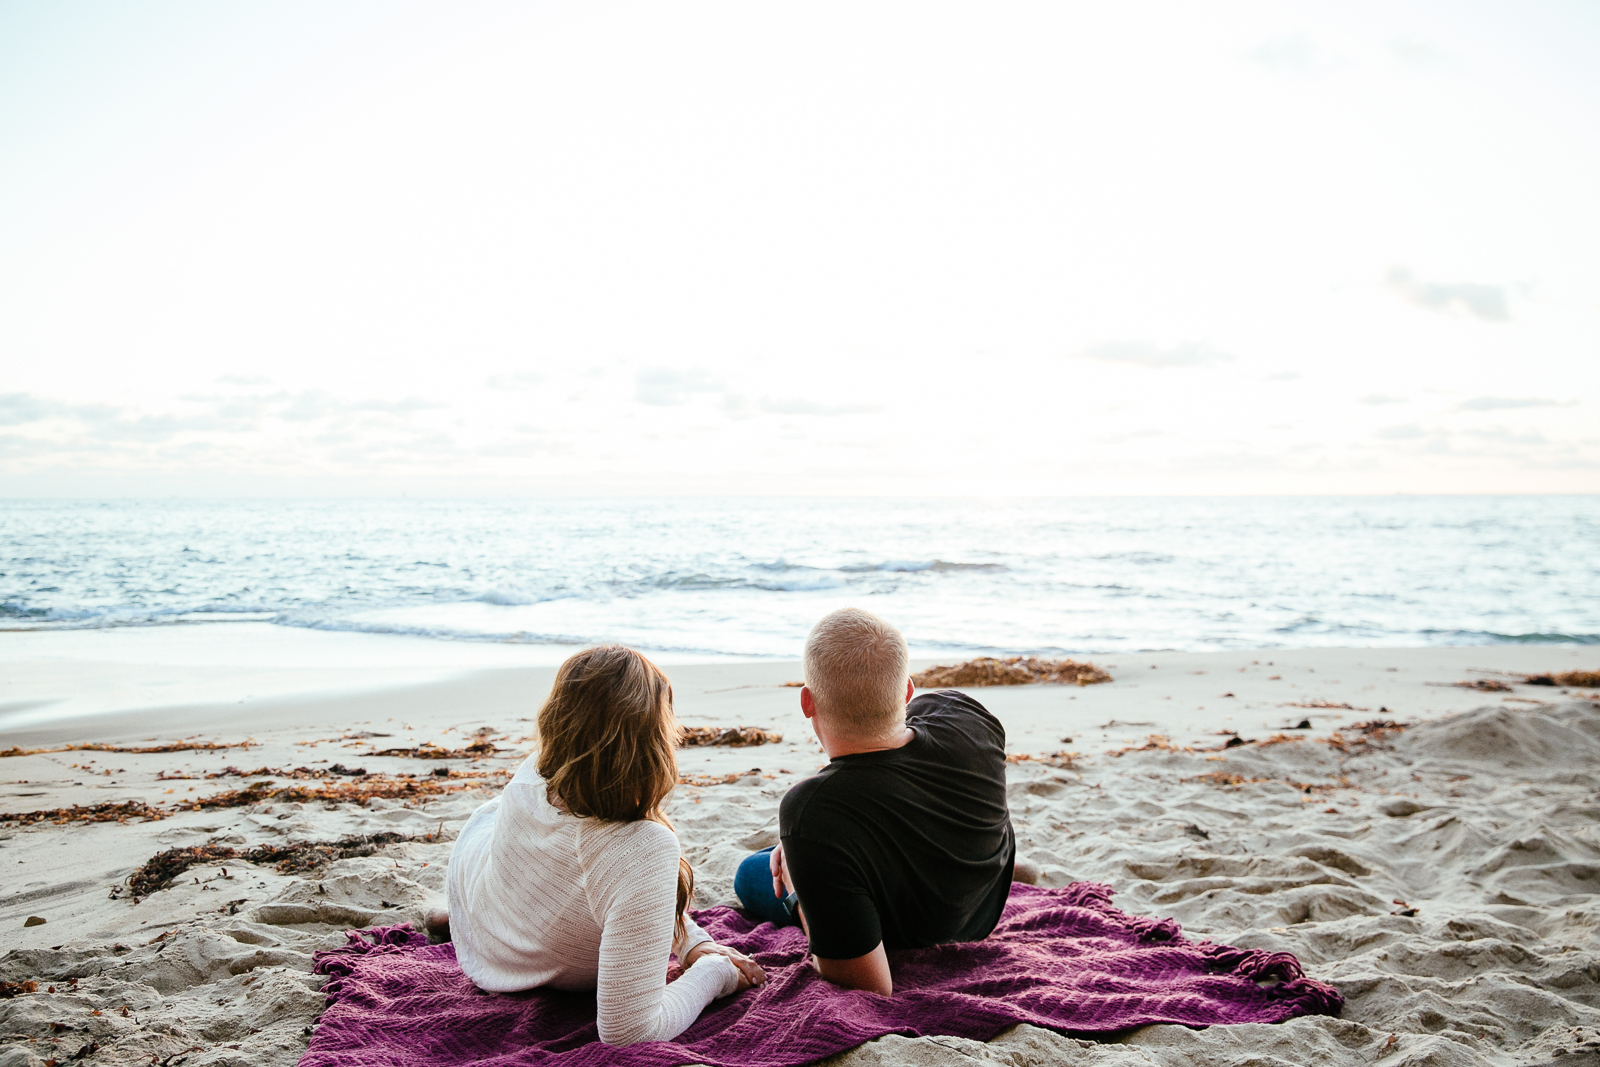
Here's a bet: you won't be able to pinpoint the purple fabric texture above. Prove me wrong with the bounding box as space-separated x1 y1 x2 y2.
302 883 1341 1067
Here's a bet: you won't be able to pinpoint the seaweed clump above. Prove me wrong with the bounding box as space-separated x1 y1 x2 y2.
912 657 1111 688
1005 751 1080 769
0 739 254 759
171 772 491 812
370 739 499 760
1448 679 1513 692
1527 671 1600 688
1320 719 1407 753
0 800 167 827
122 831 429 900
680 726 782 747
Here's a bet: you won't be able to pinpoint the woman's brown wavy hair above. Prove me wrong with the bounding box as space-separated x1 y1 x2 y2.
536 645 692 939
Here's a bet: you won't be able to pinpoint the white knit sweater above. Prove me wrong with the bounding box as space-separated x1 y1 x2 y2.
446 761 739 1045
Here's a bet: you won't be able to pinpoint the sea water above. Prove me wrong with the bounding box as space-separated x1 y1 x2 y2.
1 497 1596 658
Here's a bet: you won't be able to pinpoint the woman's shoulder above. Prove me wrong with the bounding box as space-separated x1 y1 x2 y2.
577 816 680 869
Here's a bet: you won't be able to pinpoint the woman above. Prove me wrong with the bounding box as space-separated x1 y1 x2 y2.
446 645 765 1046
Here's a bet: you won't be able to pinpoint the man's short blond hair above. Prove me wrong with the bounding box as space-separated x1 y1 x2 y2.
803 608 910 736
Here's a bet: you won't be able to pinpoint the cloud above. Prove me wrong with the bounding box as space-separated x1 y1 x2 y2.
0 393 57 426
1374 424 1428 440
1359 394 1408 406
216 374 271 386
758 397 883 417
1454 397 1571 412
635 367 721 406
89 413 240 442
1248 36 1317 73
0 392 120 426
278 391 444 421
487 372 545 391
1386 268 1509 321
1075 341 1233 369
1390 37 1454 70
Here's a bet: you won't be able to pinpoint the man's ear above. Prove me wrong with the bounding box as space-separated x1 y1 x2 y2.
800 685 816 720
904 678 914 705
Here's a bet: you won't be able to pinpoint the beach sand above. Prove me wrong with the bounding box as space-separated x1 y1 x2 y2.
4 629 1600 1066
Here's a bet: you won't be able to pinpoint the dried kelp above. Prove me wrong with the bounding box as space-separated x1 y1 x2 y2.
1184 771 1275 787
911 656 1112 688
1106 734 1190 757
171 772 493 812
0 740 255 759
1433 679 1512 692
1183 770 1351 794
1527 671 1600 688
369 740 499 760
1 800 167 827
123 831 431 900
1005 751 1080 769
1281 700 1368 710
679 726 782 747
207 764 368 779
676 769 767 788
0 980 39 998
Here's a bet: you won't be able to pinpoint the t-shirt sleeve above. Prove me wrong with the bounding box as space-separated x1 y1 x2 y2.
782 833 883 960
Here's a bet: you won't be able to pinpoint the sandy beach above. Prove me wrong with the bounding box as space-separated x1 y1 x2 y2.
4 628 1600 1066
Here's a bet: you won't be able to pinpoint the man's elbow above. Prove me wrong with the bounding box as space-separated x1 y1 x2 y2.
813 947 893 996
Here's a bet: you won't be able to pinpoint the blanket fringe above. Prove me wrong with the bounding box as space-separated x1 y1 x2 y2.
1198 942 1342 1018
313 923 429 1002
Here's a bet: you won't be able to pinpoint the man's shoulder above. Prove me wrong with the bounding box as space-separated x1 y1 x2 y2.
908 689 1006 745
779 765 841 831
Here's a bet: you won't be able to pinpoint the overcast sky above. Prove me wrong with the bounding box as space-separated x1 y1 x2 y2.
2 1 1597 496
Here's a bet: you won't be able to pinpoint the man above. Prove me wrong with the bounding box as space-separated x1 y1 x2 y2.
732 607 1024 995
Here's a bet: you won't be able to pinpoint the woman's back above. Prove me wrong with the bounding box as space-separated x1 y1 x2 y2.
447 758 737 1043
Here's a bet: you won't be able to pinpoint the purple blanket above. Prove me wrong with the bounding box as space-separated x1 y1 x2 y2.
302 883 1340 1067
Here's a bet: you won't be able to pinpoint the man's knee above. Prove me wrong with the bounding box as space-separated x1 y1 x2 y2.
733 848 775 904
734 848 795 925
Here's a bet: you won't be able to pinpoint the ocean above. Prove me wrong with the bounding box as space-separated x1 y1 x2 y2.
2 497 1596 658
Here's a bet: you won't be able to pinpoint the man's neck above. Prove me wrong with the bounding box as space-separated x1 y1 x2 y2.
820 724 915 760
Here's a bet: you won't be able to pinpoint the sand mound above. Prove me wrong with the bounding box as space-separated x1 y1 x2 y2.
1394 703 1600 768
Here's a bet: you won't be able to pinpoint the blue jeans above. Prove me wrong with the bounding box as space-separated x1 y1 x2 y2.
733 847 798 927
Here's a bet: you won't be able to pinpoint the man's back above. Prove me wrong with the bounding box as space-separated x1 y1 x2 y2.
778 689 1015 961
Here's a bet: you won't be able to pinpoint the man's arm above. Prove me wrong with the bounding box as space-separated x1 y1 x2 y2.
813 943 892 996
776 842 894 996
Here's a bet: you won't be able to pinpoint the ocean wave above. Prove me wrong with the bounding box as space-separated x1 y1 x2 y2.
476 583 541 606
749 574 846 592
838 559 1008 574
1425 629 1600 646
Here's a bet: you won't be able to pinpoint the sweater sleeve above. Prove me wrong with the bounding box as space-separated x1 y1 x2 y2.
584 824 739 1046
673 912 715 961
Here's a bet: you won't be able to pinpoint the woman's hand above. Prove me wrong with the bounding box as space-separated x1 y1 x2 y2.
684 941 766 993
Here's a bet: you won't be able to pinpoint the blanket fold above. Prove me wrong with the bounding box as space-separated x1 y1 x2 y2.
301 882 1341 1067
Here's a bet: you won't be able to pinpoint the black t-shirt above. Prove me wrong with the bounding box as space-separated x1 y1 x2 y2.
778 689 1015 960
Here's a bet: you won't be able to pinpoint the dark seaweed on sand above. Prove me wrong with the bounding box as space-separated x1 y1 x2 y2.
0 740 255 758
911 656 1111 688
679 726 782 747
0 800 168 827
122 831 434 900
1527 670 1600 688
368 739 500 760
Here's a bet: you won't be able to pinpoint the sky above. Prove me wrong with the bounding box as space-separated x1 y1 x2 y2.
1 1 1597 497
